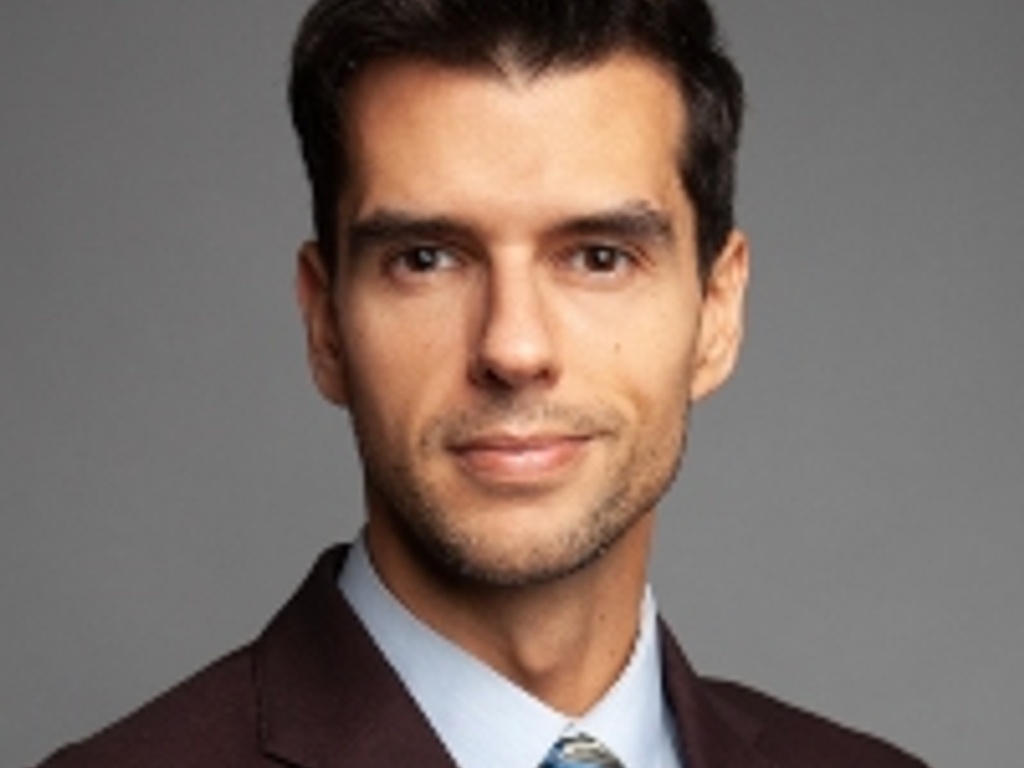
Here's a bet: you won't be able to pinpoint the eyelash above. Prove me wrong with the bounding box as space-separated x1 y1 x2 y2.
563 244 638 274
380 241 643 284
386 245 461 275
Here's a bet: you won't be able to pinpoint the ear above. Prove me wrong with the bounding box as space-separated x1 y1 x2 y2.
295 241 348 407
690 230 749 402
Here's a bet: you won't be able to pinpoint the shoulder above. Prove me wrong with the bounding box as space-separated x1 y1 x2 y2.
702 678 930 768
33 546 366 768
34 645 263 768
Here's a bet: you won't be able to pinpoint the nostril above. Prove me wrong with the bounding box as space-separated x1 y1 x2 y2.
470 266 560 391
469 349 558 392
469 325 559 392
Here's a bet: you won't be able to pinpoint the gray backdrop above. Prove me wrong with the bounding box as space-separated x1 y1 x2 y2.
2 3 1021 766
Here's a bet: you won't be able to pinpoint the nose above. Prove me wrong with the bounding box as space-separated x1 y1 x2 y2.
469 261 559 392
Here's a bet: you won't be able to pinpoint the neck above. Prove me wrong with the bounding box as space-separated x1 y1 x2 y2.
366 514 654 715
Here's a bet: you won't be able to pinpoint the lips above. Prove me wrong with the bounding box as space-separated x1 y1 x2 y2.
449 432 593 486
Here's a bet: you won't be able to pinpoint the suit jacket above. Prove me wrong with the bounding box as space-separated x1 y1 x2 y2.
37 545 927 768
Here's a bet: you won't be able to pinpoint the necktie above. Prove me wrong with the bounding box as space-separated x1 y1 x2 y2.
540 733 625 768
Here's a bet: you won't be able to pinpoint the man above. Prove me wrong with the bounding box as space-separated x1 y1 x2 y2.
37 1 927 766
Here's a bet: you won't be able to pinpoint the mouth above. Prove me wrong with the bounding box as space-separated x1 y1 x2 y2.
448 432 595 487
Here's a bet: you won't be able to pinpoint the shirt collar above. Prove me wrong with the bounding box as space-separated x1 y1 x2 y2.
340 536 680 768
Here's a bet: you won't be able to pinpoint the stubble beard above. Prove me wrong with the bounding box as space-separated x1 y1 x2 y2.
358 398 690 588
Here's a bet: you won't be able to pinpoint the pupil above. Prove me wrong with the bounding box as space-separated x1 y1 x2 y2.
411 248 437 270
590 248 616 270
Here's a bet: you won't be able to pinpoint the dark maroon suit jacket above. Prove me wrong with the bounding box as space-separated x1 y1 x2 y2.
37 545 927 768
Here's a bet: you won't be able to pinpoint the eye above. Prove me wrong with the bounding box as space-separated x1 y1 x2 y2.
389 245 459 275
567 244 636 274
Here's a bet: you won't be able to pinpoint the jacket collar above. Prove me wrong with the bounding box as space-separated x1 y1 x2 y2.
659 623 777 768
254 545 457 768
254 545 773 768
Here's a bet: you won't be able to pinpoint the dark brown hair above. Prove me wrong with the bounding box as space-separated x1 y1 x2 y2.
289 0 744 278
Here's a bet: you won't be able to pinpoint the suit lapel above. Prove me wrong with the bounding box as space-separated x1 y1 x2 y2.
253 547 779 768
660 622 779 768
253 545 458 768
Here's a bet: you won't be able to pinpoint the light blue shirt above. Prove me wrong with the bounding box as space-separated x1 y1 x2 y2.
339 537 683 768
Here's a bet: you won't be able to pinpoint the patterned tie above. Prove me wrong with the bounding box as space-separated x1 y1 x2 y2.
539 733 625 768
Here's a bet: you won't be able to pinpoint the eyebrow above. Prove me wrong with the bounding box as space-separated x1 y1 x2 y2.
548 201 676 248
346 211 471 257
344 200 676 256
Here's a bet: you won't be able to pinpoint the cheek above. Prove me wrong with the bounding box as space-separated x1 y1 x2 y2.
339 302 465 437
609 303 699 404
622 334 695 462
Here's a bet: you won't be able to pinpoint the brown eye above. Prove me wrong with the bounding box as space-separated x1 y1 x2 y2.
571 245 633 273
392 246 458 274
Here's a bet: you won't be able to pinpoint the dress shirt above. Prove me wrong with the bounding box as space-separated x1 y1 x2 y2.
340 536 683 768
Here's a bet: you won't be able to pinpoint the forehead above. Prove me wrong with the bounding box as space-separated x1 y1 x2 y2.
339 53 689 226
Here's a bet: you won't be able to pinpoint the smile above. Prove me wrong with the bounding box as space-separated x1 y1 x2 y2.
449 433 594 487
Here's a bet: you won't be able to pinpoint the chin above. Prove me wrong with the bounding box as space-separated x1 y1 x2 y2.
402 501 642 589
426 538 609 588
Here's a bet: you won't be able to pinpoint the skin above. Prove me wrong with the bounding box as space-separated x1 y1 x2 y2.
297 53 748 714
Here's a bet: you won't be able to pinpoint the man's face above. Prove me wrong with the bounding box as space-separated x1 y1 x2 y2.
299 53 747 586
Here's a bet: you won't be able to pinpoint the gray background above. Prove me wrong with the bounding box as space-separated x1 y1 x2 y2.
2 2 1021 766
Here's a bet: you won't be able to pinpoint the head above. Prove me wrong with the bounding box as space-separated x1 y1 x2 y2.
289 0 744 283
290 1 749 591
